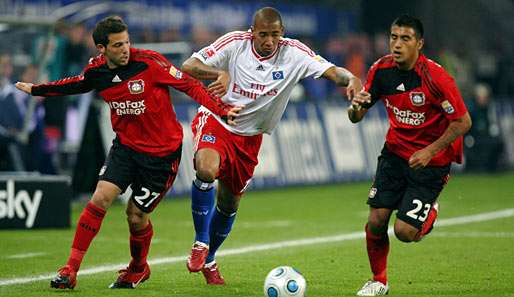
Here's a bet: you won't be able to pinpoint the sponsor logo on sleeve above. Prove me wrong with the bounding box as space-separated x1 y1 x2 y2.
313 55 328 63
201 134 216 143
169 65 183 79
410 91 426 106
441 100 455 114
272 71 284 80
200 46 216 60
128 79 144 94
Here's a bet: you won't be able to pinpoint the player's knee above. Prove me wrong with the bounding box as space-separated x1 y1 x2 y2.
196 167 217 183
367 216 388 234
394 223 417 242
195 158 218 182
91 190 113 210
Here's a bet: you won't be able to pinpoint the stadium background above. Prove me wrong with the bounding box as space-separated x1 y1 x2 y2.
1 1 514 296
1 0 513 197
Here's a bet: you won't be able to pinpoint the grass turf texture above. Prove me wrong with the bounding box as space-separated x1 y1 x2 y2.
1 172 513 296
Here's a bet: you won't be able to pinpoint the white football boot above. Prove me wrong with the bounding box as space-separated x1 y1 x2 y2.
356 280 389 296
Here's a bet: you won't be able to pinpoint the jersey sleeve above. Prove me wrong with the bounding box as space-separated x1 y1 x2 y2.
191 31 243 70
150 51 231 118
31 70 92 97
432 69 468 119
361 59 382 109
291 40 334 79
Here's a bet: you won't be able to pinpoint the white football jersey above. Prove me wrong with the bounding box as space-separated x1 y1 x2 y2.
192 30 334 135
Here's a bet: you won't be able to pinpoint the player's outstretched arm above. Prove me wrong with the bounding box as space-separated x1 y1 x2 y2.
322 66 362 100
17 74 92 97
15 82 33 94
408 112 472 169
182 57 230 97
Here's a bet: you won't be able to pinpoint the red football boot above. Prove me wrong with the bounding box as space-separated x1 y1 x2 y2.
50 265 77 289
109 263 151 289
201 262 225 285
187 241 209 272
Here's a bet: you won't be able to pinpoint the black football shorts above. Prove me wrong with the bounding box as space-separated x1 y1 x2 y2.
367 146 450 229
99 138 181 213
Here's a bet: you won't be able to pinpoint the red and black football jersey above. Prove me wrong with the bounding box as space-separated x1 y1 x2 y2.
363 53 468 166
32 48 230 157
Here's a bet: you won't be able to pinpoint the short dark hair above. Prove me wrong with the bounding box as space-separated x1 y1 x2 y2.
92 16 128 47
253 7 283 27
392 15 424 39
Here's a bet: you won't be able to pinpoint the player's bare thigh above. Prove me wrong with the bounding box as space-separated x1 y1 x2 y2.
195 148 221 181
393 218 418 242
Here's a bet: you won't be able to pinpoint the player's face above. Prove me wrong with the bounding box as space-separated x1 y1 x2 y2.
389 25 424 70
252 20 284 57
98 31 130 69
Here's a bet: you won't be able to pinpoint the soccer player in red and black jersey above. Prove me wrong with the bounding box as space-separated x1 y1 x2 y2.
16 16 240 290
348 15 472 296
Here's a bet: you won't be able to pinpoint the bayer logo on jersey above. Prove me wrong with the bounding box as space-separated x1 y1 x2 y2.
272 71 284 80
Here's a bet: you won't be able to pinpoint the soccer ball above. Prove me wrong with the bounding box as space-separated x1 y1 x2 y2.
263 266 307 297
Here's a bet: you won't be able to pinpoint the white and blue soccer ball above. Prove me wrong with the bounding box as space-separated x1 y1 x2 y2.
264 266 307 297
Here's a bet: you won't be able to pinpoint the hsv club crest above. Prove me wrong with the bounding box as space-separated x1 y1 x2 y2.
128 79 144 94
409 91 425 106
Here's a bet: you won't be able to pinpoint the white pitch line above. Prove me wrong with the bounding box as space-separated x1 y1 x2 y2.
433 231 514 238
5 252 47 259
1 208 513 287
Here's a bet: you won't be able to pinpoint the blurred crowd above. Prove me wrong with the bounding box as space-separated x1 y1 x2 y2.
0 21 509 176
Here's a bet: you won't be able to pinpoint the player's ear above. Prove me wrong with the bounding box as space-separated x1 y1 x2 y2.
417 38 424 51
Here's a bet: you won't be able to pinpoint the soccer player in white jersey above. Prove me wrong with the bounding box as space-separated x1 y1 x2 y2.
181 7 362 285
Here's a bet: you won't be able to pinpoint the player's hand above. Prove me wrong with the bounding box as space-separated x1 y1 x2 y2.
351 90 371 111
15 82 33 94
225 105 243 126
408 148 435 170
346 76 362 100
208 71 230 97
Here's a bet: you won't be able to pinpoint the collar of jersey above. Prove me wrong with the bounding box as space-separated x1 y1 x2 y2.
251 40 279 62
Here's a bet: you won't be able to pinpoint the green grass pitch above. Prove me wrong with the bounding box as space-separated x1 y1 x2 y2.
1 173 514 297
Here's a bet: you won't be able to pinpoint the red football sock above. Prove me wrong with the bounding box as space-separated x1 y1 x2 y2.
129 221 153 272
67 201 106 271
365 223 389 285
